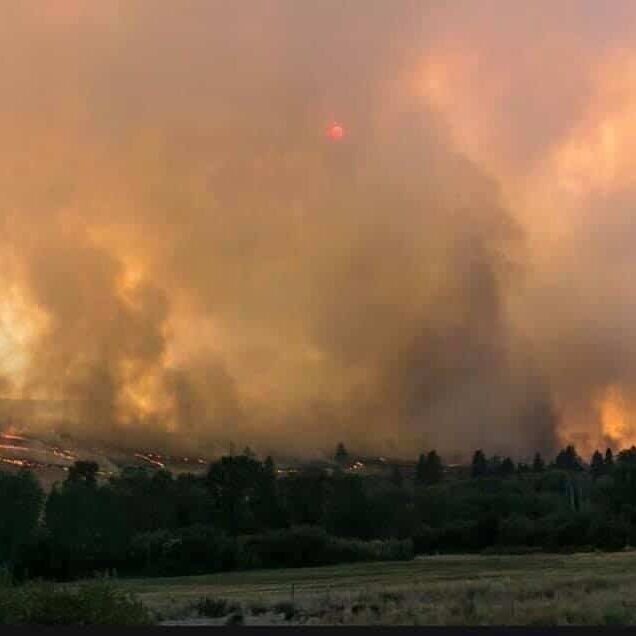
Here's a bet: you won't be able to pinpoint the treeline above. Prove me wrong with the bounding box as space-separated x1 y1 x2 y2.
3 442 636 581
1 454 414 581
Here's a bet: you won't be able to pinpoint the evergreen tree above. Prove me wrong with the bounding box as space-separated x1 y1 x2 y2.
0 470 44 569
471 450 488 478
254 456 284 529
206 455 263 534
415 453 427 485
423 450 444 484
281 472 327 526
264 455 276 478
500 457 515 478
613 447 636 506
590 450 605 479
555 445 583 472
325 475 371 539
532 452 545 473
335 442 349 465
618 446 636 465
605 448 615 470
108 466 178 534
416 451 444 485
45 472 129 579
173 473 212 527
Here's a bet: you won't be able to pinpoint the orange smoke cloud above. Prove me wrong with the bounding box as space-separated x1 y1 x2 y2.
3 2 636 459
409 4 636 457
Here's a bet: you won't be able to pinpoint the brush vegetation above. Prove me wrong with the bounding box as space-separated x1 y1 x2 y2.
124 551 636 626
0 579 153 625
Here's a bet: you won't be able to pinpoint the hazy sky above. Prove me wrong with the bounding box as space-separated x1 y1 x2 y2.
1 2 636 458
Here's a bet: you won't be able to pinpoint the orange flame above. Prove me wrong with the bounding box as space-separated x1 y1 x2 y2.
598 386 636 448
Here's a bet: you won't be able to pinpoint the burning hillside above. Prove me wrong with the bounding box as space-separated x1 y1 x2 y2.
0 424 210 490
3 4 636 458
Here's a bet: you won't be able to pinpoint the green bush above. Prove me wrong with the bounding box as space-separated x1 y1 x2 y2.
128 525 239 576
0 581 153 625
240 526 413 569
240 526 331 568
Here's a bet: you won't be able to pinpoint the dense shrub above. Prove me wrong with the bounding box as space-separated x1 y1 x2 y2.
240 526 413 569
127 525 240 576
42 524 414 580
0 581 153 625
0 471 44 570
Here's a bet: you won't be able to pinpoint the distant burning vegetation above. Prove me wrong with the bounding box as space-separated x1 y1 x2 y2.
0 424 210 489
0 420 441 492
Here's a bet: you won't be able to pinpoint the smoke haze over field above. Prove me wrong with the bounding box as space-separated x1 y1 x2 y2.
2 2 636 458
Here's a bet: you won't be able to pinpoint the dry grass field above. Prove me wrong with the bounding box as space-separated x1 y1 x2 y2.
113 551 636 625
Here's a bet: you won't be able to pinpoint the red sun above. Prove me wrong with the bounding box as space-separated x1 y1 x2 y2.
327 123 345 141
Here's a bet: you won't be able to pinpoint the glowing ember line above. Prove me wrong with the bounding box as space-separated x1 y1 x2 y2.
0 443 30 452
134 453 166 469
0 433 29 442
0 457 31 468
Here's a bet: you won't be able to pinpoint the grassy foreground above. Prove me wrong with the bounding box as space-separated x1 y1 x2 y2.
115 551 636 625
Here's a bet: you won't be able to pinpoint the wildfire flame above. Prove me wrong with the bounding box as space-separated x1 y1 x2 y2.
4 4 636 459
599 386 636 448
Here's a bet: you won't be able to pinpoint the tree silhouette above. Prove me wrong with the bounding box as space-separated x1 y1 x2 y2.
425 451 444 484
254 456 284 529
206 455 263 534
415 453 427 485
555 445 583 472
500 457 515 478
325 475 371 539
416 451 443 485
613 447 636 505
532 452 545 473
590 450 605 479
334 442 349 465
471 450 488 478
618 446 636 465
264 455 276 478
0 470 44 569
67 461 99 487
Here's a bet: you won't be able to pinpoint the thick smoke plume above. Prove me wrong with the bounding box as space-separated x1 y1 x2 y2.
1 1 634 459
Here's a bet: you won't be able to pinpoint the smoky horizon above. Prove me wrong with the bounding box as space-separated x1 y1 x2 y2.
0 2 635 460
